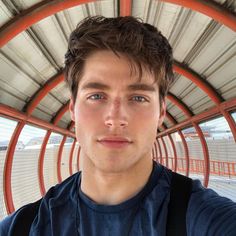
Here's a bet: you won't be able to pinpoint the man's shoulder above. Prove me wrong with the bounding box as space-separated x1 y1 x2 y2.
187 179 236 236
0 172 81 235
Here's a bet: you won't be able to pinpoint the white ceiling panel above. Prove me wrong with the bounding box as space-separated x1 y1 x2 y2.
13 0 42 9
0 89 25 110
100 0 117 17
2 32 57 83
32 107 52 122
174 112 186 123
207 55 236 97
203 43 236 78
0 2 13 27
222 84 236 100
169 76 193 97
66 5 87 30
163 118 173 128
154 2 182 39
167 103 183 118
191 98 215 114
182 88 207 109
173 12 211 62
132 0 149 18
55 12 72 41
32 15 68 67
190 26 236 74
37 95 63 117
61 111 71 126
0 52 39 99
50 81 71 104
57 120 68 129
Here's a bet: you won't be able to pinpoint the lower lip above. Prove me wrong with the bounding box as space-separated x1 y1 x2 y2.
98 140 131 148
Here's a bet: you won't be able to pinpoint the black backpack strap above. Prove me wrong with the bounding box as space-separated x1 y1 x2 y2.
10 198 42 236
166 172 192 236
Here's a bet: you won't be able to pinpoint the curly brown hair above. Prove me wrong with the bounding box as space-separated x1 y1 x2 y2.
64 16 174 103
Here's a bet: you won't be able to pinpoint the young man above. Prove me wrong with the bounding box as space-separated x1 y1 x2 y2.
1 16 236 236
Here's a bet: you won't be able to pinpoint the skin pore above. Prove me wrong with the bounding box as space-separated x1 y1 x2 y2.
70 50 166 205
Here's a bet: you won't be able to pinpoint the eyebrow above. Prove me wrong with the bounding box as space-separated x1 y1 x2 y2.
127 83 156 92
81 82 156 92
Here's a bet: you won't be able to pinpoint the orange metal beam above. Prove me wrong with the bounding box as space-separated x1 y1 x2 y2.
167 133 177 172
156 138 163 165
174 62 236 141
173 62 223 104
1 103 74 213
161 0 236 31
3 122 25 214
166 92 210 186
25 73 64 114
161 137 168 167
158 97 236 137
165 112 190 176
0 0 235 49
0 104 74 137
0 0 94 48
69 139 76 175
120 0 132 16
57 136 67 183
38 131 52 196
167 92 193 117
38 102 70 195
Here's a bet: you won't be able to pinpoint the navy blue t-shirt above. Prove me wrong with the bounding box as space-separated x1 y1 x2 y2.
1 162 236 235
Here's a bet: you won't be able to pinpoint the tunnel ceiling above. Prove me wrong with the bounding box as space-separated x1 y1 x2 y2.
0 0 236 135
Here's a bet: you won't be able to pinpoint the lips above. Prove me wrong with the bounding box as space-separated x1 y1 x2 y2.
97 136 132 148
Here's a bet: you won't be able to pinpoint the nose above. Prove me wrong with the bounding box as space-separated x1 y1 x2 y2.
104 99 128 128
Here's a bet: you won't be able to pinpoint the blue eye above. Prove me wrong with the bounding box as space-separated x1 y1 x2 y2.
132 96 147 102
88 94 104 100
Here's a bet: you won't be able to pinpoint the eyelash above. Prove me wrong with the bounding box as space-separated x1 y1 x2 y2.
87 94 105 100
87 94 149 103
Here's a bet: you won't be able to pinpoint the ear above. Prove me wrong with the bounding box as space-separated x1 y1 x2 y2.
158 99 166 128
69 98 75 121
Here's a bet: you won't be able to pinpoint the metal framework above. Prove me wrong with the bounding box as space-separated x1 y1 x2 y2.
0 0 236 215
162 0 236 31
120 0 132 16
0 0 236 49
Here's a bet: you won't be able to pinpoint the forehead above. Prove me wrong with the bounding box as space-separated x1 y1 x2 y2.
80 50 157 88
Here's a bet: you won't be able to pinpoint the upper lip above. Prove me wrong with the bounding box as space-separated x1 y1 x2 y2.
98 136 132 143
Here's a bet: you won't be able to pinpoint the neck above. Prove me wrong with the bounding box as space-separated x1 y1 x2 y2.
80 154 153 205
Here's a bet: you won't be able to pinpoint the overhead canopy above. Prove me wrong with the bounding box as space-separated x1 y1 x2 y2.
0 0 235 134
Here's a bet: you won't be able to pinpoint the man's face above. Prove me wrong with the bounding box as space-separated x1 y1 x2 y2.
70 50 165 173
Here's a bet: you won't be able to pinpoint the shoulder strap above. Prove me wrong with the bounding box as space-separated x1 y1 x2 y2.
166 171 192 236
10 198 42 236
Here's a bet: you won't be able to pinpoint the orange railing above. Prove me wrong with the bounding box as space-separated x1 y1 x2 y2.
159 157 236 177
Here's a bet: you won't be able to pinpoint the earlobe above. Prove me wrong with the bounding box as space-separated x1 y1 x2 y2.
69 99 75 121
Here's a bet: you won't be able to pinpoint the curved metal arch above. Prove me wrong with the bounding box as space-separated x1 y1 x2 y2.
38 102 70 195
25 73 64 114
165 111 190 176
156 138 163 165
1 0 236 49
173 62 236 141
161 0 236 31
160 137 168 168
166 93 209 186
173 61 223 104
56 121 75 183
57 136 67 183
167 92 193 118
0 0 94 48
69 139 76 176
120 0 132 16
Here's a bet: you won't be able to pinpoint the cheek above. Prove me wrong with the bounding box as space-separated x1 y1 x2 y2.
74 104 102 136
